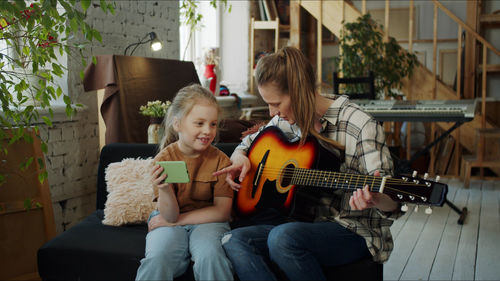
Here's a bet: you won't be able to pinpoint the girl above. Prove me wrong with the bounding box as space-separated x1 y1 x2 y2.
214 47 404 280
136 84 233 281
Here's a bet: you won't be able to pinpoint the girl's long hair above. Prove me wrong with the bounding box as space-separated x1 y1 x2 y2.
158 84 219 152
254 47 343 150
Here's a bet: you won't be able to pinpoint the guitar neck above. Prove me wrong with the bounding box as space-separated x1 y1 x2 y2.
290 168 386 192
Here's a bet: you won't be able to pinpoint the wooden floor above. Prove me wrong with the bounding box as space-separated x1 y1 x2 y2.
384 178 500 280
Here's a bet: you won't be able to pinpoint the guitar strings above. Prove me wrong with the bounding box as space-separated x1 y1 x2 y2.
251 166 432 200
255 166 430 186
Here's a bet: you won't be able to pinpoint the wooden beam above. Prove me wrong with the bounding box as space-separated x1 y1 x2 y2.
462 0 478 99
430 3 438 174
433 0 500 56
454 25 463 175
406 0 414 160
289 0 301 48
479 13 500 24
478 64 500 73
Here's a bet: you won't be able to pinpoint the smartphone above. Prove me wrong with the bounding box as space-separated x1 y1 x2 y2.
156 161 190 183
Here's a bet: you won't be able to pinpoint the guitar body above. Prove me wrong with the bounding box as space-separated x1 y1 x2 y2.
236 126 320 216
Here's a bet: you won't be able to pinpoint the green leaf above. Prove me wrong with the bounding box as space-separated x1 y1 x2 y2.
37 157 45 169
20 157 34 171
22 45 30 56
92 29 102 42
81 0 91 12
42 116 52 127
24 198 33 211
38 171 48 184
70 17 79 33
63 95 71 105
41 142 48 154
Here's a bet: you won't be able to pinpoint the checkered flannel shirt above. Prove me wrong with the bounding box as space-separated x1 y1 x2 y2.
235 95 404 263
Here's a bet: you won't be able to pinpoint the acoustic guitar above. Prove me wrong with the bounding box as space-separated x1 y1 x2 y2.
235 126 448 217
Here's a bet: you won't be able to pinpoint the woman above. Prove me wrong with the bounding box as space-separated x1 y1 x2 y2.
214 46 403 281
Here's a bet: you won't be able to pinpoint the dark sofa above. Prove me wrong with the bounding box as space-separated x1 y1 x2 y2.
38 142 382 280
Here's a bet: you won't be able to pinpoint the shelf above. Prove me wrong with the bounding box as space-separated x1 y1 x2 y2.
249 17 285 94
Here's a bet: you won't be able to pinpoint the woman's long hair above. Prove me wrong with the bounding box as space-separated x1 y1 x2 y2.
254 46 343 150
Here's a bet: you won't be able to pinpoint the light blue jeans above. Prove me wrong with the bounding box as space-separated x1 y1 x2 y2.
135 210 233 281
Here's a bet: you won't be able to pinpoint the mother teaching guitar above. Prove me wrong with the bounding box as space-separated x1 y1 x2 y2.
213 46 447 281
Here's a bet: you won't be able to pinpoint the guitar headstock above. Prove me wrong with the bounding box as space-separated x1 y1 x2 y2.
384 172 448 209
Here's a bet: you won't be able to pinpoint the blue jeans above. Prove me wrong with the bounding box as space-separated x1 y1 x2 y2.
136 211 233 281
221 221 370 281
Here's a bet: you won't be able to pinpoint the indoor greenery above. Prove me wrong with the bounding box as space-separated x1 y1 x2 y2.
180 0 230 60
139 100 171 118
334 13 419 99
0 0 114 186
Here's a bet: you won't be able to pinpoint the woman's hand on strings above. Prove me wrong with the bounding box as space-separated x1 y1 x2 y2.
349 170 398 212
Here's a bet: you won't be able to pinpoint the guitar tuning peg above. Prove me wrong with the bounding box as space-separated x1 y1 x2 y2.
425 207 433 215
401 204 408 212
414 205 419 212
435 175 441 182
424 173 429 179
412 170 418 177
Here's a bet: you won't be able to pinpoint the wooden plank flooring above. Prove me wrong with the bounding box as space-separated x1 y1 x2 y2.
384 178 500 281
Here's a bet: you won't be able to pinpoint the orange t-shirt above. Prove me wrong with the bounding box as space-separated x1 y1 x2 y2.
152 142 233 213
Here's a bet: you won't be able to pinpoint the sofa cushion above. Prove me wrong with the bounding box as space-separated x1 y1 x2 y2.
103 157 156 226
38 210 147 280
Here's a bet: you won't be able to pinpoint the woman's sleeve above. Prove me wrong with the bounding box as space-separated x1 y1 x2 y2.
357 119 394 176
234 116 281 152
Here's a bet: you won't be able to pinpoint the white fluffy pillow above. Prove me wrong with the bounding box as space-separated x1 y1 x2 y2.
103 157 156 226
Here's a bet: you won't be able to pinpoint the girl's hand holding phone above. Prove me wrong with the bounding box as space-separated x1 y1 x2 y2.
152 164 169 189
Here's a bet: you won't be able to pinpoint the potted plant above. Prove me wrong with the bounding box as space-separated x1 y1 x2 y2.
139 100 171 144
334 13 419 99
0 1 113 279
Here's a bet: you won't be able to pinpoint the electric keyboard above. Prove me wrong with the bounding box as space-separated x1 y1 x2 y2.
353 99 477 122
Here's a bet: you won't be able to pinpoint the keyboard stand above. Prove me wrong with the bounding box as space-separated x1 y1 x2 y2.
393 120 468 225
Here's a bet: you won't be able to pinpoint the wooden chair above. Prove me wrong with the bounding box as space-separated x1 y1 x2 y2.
333 71 375 100
462 128 500 188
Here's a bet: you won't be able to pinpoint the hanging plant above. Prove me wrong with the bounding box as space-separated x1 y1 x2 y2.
0 0 114 186
334 13 419 99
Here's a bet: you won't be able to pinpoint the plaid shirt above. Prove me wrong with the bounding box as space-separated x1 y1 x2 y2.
236 95 403 263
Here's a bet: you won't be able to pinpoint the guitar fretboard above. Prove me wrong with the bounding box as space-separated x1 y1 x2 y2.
289 167 383 192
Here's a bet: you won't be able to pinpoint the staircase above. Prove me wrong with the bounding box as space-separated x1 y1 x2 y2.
295 0 500 176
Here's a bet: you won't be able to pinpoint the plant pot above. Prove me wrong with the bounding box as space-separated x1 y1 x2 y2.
147 117 164 144
0 128 56 280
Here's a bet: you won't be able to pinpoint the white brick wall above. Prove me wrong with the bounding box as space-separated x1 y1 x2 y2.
45 1 180 234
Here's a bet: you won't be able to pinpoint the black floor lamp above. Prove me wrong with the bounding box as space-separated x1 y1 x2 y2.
124 32 163 56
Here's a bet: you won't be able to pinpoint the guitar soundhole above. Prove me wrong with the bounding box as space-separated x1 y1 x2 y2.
280 163 295 187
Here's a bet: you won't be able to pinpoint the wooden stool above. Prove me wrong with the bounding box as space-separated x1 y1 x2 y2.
462 128 500 188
